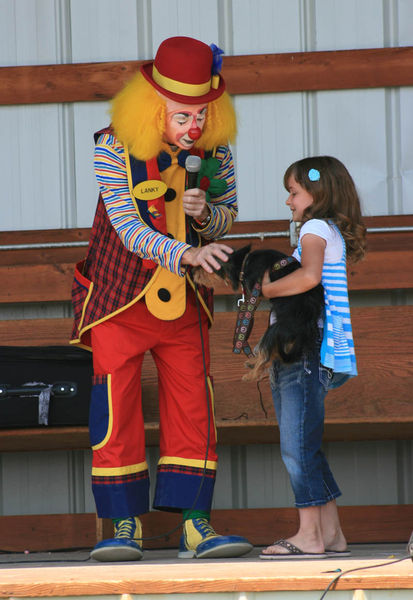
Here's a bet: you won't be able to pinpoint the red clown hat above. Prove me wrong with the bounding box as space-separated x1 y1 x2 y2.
140 36 226 104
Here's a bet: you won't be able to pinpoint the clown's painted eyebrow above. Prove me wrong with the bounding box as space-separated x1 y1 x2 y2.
169 107 207 118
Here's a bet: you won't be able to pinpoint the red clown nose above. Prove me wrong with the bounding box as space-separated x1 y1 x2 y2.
188 126 202 140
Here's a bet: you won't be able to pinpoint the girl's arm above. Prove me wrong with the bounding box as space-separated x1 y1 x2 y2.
261 233 325 298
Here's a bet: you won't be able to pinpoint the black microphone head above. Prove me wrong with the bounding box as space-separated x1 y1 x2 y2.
185 155 202 173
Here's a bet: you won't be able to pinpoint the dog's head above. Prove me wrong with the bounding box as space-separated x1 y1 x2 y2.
191 244 299 294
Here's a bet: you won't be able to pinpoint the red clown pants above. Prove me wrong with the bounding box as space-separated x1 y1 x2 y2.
89 290 217 519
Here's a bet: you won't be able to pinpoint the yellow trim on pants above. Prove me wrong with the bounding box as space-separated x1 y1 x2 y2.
92 461 149 476
158 456 217 470
91 373 114 451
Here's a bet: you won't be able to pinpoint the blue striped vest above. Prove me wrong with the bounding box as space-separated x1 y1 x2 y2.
297 221 357 387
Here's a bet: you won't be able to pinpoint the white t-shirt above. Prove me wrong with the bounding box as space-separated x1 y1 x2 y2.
293 219 344 264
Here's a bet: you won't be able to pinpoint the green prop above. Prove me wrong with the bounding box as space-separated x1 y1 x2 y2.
196 157 228 202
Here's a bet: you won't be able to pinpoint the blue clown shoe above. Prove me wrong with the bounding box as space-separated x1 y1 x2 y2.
90 516 143 562
178 517 253 559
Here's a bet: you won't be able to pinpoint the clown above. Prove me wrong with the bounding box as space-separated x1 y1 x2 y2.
71 36 252 561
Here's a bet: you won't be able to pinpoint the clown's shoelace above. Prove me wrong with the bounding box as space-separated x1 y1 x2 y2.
193 518 217 538
115 518 136 538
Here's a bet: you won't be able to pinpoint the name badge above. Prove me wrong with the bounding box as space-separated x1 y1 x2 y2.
133 179 167 200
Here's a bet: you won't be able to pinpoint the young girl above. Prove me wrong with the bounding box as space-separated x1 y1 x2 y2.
260 156 366 559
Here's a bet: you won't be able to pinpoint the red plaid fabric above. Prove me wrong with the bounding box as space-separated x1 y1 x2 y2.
92 471 149 485
71 193 213 346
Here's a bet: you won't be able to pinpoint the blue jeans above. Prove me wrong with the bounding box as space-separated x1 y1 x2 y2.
271 351 342 508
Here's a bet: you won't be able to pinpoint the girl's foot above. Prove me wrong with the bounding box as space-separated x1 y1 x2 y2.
323 529 348 553
260 537 327 560
261 533 324 556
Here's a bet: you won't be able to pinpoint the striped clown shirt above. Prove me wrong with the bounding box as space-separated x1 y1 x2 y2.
94 132 237 275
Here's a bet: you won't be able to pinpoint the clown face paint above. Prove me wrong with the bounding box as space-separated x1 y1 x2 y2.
164 98 208 150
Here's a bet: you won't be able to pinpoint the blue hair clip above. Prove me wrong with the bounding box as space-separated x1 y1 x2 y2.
308 168 320 181
210 43 224 75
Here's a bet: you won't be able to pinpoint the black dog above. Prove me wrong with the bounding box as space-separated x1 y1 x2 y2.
193 244 324 381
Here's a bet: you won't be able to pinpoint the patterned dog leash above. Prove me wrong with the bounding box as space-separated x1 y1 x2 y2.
232 255 297 356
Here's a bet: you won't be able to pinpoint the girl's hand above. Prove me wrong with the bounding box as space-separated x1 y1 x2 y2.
261 269 272 297
261 234 325 298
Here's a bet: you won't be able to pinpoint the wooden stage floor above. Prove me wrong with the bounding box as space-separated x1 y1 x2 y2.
0 543 412 598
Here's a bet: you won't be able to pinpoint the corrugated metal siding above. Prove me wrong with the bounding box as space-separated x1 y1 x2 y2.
232 0 413 221
2 440 412 516
2 0 413 231
0 0 412 517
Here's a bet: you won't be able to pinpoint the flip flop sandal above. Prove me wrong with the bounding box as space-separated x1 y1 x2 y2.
325 549 351 557
259 539 328 560
407 531 413 560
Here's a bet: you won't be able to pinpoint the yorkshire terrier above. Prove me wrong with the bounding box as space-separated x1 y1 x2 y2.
193 244 324 381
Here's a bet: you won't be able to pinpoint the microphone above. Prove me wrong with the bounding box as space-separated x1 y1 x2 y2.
185 155 202 190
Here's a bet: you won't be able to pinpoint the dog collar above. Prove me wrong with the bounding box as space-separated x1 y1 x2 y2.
271 256 297 271
233 281 261 357
233 254 296 357
238 251 250 289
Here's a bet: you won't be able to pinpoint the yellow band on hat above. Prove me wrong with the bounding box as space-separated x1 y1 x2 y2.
152 64 212 97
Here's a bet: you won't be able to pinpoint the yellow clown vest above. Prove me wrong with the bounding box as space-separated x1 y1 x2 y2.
143 146 188 319
126 143 201 320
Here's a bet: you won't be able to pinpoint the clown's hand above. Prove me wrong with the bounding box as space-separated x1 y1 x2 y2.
182 188 209 221
182 243 233 273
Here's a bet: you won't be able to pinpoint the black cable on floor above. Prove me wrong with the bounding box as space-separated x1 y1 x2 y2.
319 554 411 600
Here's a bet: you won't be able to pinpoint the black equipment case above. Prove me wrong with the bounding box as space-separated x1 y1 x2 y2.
0 346 92 428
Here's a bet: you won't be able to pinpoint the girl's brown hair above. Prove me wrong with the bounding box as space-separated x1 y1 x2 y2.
284 156 366 262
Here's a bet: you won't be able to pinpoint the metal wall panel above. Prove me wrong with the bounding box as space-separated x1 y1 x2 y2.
150 0 221 50
70 0 140 63
233 93 306 222
2 0 413 230
316 89 390 217
0 0 71 232
233 81 413 221
0 0 60 67
400 89 413 209
314 0 385 50
1 0 413 518
72 102 111 227
233 0 303 54
399 0 413 44
231 0 413 222
0 104 68 230
2 440 411 515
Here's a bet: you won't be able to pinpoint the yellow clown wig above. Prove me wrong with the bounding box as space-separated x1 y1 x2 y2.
110 72 237 160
